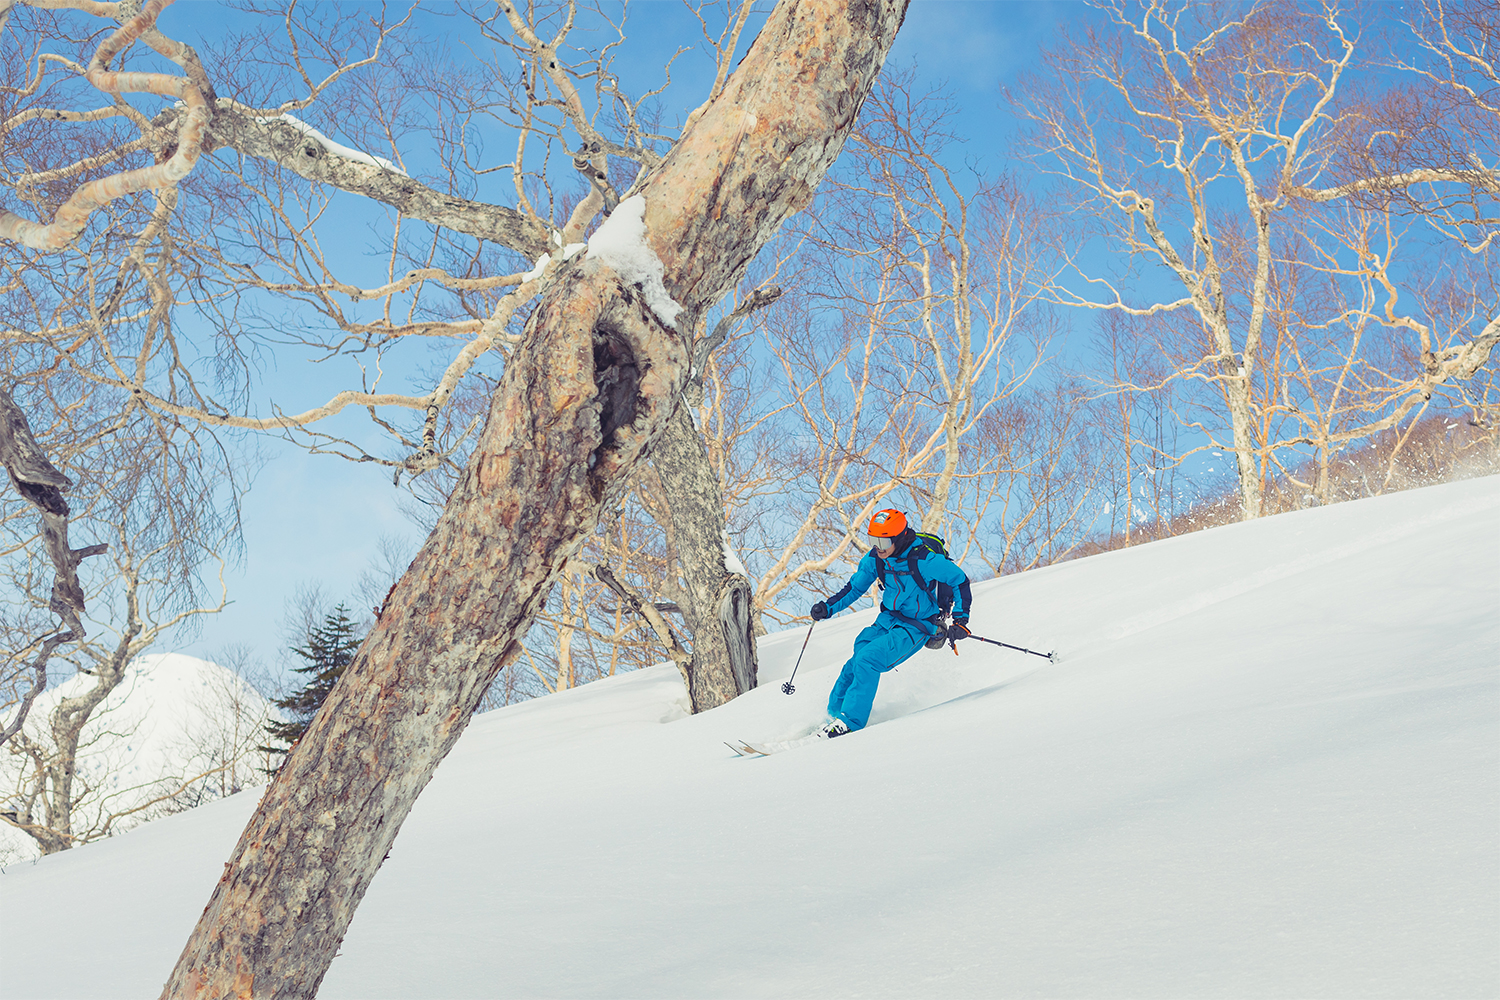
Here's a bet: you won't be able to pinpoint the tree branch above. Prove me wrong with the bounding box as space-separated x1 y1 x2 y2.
0 387 108 746
590 563 691 688
153 105 553 258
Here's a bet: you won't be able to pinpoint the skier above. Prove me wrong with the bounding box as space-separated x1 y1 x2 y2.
809 509 972 738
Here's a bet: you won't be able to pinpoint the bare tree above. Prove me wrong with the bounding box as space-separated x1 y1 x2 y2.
1011 0 1412 520
2 0 906 985
691 77 1056 623
0 262 239 853
1283 0 1498 447
642 287 783 709
0 419 231 854
0 0 800 725
191 643 283 784
152 3 909 994
1 647 272 858
963 383 1122 574
839 75 1052 535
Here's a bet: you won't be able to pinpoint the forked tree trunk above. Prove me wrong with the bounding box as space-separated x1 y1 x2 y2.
654 405 756 710
32 621 138 854
160 3 908 996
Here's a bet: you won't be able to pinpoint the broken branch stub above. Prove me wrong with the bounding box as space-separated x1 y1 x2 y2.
0 387 109 747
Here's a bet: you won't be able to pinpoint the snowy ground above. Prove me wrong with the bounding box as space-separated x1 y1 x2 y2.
2 477 1497 999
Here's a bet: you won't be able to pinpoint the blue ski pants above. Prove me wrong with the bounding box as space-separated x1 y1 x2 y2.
826 618 929 731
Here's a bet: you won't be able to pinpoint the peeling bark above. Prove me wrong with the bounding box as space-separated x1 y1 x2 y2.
161 3 908 996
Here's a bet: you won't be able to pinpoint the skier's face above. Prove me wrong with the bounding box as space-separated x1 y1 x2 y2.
869 534 895 558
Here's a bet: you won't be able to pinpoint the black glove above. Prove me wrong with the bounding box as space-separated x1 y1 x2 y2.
811 601 830 621
947 619 971 642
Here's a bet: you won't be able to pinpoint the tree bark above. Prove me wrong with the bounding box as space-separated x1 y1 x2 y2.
647 288 782 707
1224 373 1264 520
160 3 908 997
31 597 141 854
653 404 756 710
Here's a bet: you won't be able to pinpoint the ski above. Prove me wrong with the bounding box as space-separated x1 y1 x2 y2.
735 734 825 757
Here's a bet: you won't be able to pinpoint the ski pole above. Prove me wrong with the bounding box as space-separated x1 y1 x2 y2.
965 633 1055 663
781 620 817 695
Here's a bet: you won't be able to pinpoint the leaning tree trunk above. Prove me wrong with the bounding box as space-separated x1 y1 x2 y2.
653 404 756 711
160 3 908 997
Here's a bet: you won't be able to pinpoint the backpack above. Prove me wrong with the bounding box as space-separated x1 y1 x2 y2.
875 531 955 616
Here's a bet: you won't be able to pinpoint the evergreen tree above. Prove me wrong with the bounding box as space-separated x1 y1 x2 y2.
261 605 362 766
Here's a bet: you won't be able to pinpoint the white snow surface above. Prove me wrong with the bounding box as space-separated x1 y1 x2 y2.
261 113 407 176
585 195 686 328
0 654 279 865
3 478 1497 998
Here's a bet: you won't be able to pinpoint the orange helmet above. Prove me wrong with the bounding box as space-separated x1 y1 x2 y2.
867 509 907 537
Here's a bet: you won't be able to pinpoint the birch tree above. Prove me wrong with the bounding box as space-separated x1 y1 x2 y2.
1285 0 1499 449
3 0 909 985
1015 1 1495 520
829 75 1052 540
0 0 795 719
1013 0 1373 519
0 386 108 745
154 3 904 994
0 412 232 854
699 78 1056 623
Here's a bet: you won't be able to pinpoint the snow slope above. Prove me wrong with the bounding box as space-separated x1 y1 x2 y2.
0 654 279 865
2 478 1497 999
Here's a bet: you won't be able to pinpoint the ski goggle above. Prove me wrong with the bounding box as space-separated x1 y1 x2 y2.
867 533 896 554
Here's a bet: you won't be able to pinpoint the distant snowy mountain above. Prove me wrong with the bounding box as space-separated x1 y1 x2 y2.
2 478 1497 999
0 653 280 864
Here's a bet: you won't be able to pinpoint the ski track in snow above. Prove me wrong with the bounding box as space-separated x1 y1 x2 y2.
1 477 1497 1000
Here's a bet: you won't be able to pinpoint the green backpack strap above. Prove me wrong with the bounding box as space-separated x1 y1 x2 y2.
909 532 949 593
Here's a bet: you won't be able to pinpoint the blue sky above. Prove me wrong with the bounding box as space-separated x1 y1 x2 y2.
159 0 1263 671
161 0 1459 675
168 1 1083 673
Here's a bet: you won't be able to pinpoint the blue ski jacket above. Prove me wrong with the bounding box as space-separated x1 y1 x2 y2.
825 537 972 635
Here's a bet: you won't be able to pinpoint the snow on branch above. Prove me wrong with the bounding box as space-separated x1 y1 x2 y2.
172 105 553 257
585 195 685 329
256 113 407 176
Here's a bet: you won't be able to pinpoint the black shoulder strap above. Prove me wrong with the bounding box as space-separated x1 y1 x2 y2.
877 542 932 591
908 543 929 592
